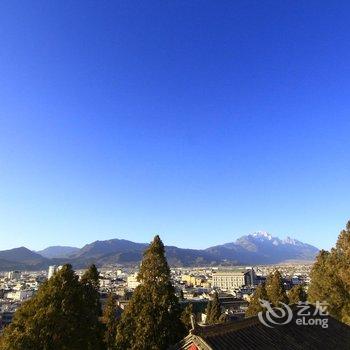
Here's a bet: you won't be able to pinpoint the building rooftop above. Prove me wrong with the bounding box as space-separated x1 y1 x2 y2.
172 305 350 350
212 270 247 275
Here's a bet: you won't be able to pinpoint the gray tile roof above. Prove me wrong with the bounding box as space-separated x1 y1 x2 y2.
172 306 350 350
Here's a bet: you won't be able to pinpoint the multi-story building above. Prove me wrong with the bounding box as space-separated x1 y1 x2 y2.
47 265 63 279
181 274 204 287
127 273 140 289
211 269 255 291
6 290 34 301
7 271 21 281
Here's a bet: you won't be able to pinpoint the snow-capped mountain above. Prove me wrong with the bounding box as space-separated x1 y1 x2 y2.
205 232 319 264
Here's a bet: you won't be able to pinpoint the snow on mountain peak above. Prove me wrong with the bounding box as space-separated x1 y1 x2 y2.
283 236 302 245
243 232 308 248
250 231 273 240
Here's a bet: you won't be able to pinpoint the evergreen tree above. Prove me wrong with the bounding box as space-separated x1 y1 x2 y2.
205 292 221 324
0 264 103 350
116 235 186 350
81 264 100 289
80 264 104 349
288 285 307 304
308 223 350 324
245 283 268 317
180 303 193 331
266 270 289 306
334 221 350 324
103 293 121 350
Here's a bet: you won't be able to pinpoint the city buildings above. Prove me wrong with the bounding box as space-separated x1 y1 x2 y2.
47 265 63 279
127 273 140 289
211 269 255 291
7 271 20 281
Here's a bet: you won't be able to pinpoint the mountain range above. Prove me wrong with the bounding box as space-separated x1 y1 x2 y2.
0 232 319 271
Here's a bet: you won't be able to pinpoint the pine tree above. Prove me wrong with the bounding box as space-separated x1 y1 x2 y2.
103 293 121 350
116 235 186 349
288 285 307 304
308 222 350 324
245 283 268 317
266 270 289 306
81 264 100 289
205 291 221 324
334 221 350 324
0 264 104 350
80 264 104 349
180 303 193 331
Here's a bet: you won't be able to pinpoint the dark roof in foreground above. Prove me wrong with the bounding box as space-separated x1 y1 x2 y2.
171 306 350 350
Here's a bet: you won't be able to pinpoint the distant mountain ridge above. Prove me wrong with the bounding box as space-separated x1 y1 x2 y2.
0 232 319 271
205 231 319 264
37 246 80 259
0 247 50 270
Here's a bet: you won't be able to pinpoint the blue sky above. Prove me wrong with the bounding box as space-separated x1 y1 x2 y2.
1 1 350 250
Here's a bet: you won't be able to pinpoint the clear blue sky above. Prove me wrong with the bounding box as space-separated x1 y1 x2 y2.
0 1 349 251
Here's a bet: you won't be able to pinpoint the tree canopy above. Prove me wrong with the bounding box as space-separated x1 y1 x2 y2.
266 270 289 306
308 221 350 324
288 285 307 304
205 291 222 325
116 235 186 349
103 293 121 350
0 264 104 350
245 283 268 317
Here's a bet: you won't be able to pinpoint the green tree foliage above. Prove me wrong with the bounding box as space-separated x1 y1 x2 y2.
245 283 268 317
205 291 222 325
81 264 103 318
288 285 307 304
180 303 193 331
309 221 350 324
80 264 104 349
103 293 121 350
81 264 100 289
116 235 186 350
266 270 289 306
0 264 104 350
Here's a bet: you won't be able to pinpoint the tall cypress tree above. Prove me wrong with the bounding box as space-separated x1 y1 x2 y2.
205 292 221 324
80 264 104 349
266 270 289 306
116 235 186 349
205 299 213 324
103 293 121 350
334 221 350 324
308 221 350 324
288 285 306 304
245 283 268 317
0 264 103 350
180 303 193 331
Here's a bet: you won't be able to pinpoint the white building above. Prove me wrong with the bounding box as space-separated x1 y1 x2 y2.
127 273 140 289
100 279 111 288
211 269 255 291
48 265 63 279
6 290 34 301
7 271 21 281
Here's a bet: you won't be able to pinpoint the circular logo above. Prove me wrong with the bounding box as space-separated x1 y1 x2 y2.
258 299 293 328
